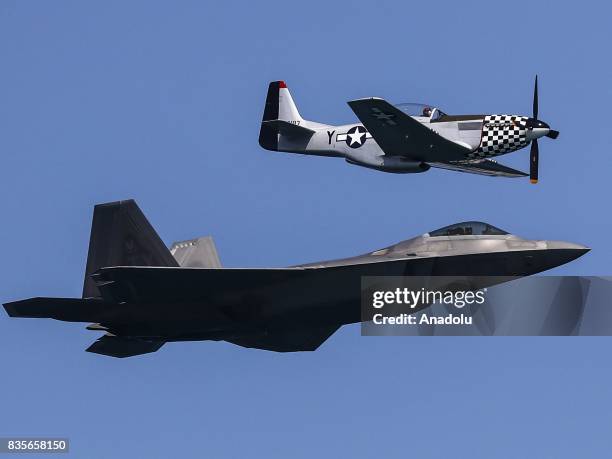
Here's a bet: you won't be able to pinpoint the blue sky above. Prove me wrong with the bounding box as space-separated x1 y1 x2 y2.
1 1 611 457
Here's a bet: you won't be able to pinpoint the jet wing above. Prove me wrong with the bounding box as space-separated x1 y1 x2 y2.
225 324 341 352
347 98 470 161
86 334 164 358
428 159 528 178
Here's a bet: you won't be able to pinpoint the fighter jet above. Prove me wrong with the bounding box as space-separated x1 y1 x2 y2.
259 77 558 183
3 200 587 357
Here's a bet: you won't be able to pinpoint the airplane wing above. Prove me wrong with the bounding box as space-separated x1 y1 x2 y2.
225 324 341 352
86 334 165 358
428 159 528 178
347 98 470 161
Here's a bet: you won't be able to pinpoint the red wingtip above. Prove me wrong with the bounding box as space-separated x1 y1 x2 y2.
278 81 287 88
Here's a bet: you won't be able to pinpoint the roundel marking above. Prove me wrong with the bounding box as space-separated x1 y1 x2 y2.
346 125 367 148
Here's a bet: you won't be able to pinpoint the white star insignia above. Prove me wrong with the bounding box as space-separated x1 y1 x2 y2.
348 129 365 146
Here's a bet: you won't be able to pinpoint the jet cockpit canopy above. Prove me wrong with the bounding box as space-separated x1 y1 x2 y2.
428 221 508 237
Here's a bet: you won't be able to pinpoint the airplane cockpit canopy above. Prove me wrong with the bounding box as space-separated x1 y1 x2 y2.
395 103 447 120
428 221 508 237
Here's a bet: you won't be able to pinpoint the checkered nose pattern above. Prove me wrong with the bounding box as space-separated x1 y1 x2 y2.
473 115 529 158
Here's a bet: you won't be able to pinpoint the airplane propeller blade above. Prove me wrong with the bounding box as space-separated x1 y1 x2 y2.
530 138 539 184
533 75 539 119
546 130 559 139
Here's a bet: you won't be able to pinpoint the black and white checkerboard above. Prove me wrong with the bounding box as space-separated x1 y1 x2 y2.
471 115 529 158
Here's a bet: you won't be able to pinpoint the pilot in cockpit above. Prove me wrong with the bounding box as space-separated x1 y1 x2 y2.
422 106 432 117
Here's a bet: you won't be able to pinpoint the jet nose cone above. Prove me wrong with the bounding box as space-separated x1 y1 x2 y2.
545 241 590 266
546 241 589 251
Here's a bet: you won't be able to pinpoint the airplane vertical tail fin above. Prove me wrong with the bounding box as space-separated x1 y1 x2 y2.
170 236 222 268
262 80 304 123
259 81 315 151
82 200 178 298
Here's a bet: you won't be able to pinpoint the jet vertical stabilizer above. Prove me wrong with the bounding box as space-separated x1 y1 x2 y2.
170 236 222 268
82 200 178 298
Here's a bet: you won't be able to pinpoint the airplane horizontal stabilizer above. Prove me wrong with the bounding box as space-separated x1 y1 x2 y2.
261 120 315 138
86 334 164 358
3 297 113 322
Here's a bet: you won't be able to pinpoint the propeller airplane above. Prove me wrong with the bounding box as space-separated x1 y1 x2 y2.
259 76 558 182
